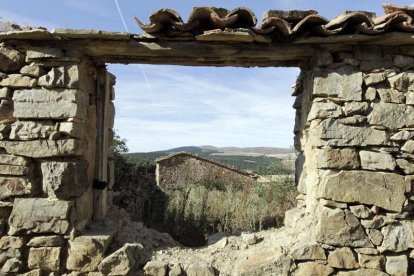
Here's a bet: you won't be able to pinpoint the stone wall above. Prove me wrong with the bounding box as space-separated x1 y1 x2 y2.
289 46 414 275
156 153 256 190
0 43 114 274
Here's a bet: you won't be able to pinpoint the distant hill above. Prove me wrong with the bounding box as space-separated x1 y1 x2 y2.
123 146 295 175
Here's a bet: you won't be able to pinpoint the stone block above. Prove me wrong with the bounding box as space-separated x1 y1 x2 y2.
0 177 34 200
365 87 377 101
368 102 414 130
358 254 385 270
360 60 393 71
361 215 395 229
0 45 25 72
0 74 37 88
0 236 25 249
28 247 61 272
337 268 388 276
187 263 216 276
58 121 85 139
0 139 85 158
0 164 30 175
41 160 88 199
396 159 414 174
364 72 387 86
402 140 414 153
293 262 334 276
27 235 64 247
26 47 64 60
98 243 144 275
10 121 56 140
359 151 396 171
1 257 23 273
388 72 414 92
13 89 89 120
390 130 412 141
343 102 368 116
319 198 348 209
377 88 405 103
8 198 71 235
0 154 30 167
315 206 372 247
307 102 342 121
311 119 388 147
313 66 363 101
386 255 408 275
367 229 383 246
20 63 46 77
289 242 326 260
66 232 115 272
0 87 11 98
378 222 414 253
328 247 359 269
143 261 168 276
317 170 407 212
407 92 414 104
316 147 359 169
394 54 414 68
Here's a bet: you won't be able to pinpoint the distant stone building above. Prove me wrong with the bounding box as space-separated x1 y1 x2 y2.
155 152 257 190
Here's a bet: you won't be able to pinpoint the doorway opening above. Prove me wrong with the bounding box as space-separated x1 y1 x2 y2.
109 64 299 247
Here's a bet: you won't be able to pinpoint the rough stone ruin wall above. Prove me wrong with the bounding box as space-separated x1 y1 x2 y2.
156 155 256 190
0 39 414 275
0 43 116 274
289 46 414 275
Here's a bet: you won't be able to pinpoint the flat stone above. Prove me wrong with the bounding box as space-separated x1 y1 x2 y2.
396 159 414 174
315 206 372 247
365 87 377 101
337 115 366 125
402 140 414 153
0 164 30 175
293 262 334 276
10 121 56 140
407 91 414 104
337 268 388 276
358 254 385 270
0 154 30 166
386 255 408 275
0 247 21 266
313 66 363 101
355 248 379 255
39 65 80 89
328 247 359 269
361 215 395 229
28 247 61 272
364 72 387 85
367 229 383 246
27 236 64 247
66 232 115 272
1 257 23 273
41 161 88 200
169 264 183 276
360 60 393 72
316 147 359 169
388 72 413 92
317 170 407 212
8 198 71 235
377 88 405 103
349 205 372 219
359 151 396 171
307 102 342 121
0 74 38 88
368 102 414 130
13 89 89 120
0 45 25 72
58 122 85 139
311 119 388 147
143 260 168 276
378 222 414 253
319 198 348 209
394 55 414 68
343 102 368 116
0 177 33 200
0 87 11 98
26 47 64 60
187 263 216 276
0 236 25 249
390 130 413 141
20 64 46 77
0 139 85 158
289 242 326 260
98 243 145 275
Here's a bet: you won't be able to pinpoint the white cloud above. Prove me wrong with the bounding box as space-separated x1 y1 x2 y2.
109 64 299 152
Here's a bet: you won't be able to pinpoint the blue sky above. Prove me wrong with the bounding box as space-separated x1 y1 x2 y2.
2 1 414 152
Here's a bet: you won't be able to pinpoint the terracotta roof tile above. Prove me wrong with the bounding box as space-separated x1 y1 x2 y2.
135 4 414 42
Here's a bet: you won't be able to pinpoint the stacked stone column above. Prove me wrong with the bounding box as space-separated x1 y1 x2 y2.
0 43 99 274
290 46 414 275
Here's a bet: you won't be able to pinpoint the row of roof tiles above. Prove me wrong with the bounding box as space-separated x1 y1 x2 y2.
135 4 414 41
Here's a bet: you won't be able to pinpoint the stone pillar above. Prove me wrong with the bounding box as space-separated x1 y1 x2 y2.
0 44 98 274
289 46 414 275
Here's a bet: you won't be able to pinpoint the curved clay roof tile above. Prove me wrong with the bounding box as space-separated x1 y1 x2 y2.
186 7 237 30
292 14 329 34
324 12 375 30
134 9 183 33
227 7 257 27
383 3 414 18
259 17 292 37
